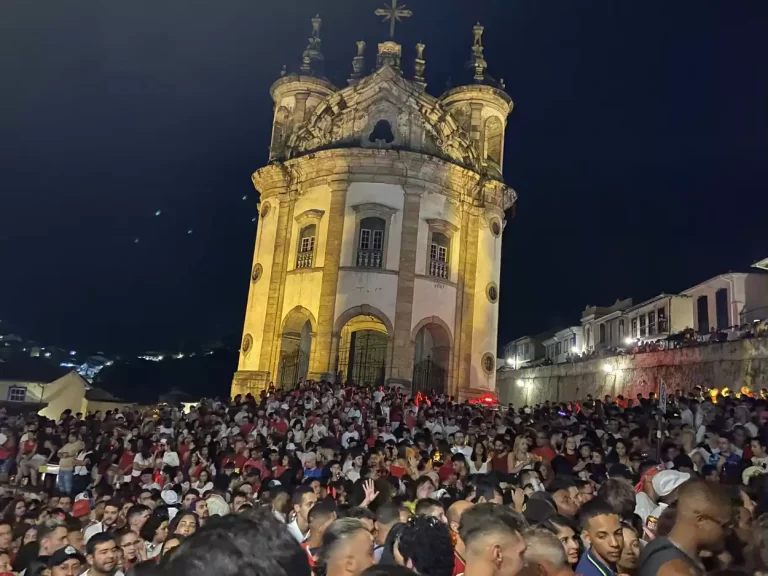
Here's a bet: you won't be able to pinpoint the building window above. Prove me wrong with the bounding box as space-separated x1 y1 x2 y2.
521 343 529 357
586 326 591 348
357 217 385 268
7 387 26 403
658 307 667 332
648 311 656 335
599 323 606 344
484 116 504 166
716 288 729 329
297 225 316 269
697 295 709 334
631 318 638 338
618 319 625 340
639 315 647 337
556 342 561 356
429 232 450 280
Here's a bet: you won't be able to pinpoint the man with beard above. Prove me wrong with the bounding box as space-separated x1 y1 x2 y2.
638 480 730 576
575 500 623 576
84 532 118 576
84 500 121 544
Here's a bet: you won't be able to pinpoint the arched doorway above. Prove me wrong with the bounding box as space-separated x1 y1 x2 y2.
335 315 389 387
277 307 315 389
412 318 452 395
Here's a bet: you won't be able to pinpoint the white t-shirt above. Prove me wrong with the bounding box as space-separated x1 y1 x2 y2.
346 408 362 424
752 456 768 469
310 424 328 443
341 431 360 448
132 453 151 477
635 492 656 524
469 460 490 474
163 451 180 467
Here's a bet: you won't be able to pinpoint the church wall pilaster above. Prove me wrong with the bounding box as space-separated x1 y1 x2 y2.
388 187 422 384
451 207 480 396
309 179 349 380
259 193 296 381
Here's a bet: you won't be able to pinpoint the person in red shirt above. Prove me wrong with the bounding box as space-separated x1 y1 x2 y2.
270 413 288 436
532 430 557 462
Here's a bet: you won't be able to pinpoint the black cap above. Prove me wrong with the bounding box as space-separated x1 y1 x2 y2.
48 546 86 568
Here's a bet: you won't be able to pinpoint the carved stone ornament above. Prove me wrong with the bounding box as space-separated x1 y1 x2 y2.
251 264 263 283
482 353 495 375
486 282 499 303
242 334 253 355
260 203 271 219
490 218 502 237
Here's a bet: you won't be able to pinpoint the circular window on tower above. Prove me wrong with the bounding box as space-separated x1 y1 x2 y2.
260 203 271 219
486 282 499 304
242 334 253 356
251 264 263 283
482 353 495 375
490 218 502 238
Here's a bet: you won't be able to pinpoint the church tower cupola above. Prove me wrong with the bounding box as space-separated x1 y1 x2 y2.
439 22 513 179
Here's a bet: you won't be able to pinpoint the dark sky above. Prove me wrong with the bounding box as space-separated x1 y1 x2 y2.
2 0 767 354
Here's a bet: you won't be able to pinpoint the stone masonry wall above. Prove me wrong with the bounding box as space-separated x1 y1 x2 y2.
496 337 768 406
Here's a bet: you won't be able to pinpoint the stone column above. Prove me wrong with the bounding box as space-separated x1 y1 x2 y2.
309 179 348 381
451 206 479 397
388 187 422 385
294 92 309 124
258 194 295 380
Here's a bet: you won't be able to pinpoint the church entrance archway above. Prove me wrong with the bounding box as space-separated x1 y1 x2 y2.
277 307 315 389
412 318 452 395
335 315 389 387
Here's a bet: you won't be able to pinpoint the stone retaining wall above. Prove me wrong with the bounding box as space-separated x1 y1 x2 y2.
496 337 768 406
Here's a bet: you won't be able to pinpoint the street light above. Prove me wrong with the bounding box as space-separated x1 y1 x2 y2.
506 357 514 366
571 346 579 354
624 337 635 346
602 364 614 373
516 379 525 388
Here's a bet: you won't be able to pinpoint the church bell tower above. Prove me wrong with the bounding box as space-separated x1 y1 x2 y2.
232 3 517 400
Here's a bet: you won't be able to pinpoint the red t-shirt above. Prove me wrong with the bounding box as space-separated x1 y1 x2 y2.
532 446 557 462
301 543 317 567
453 551 465 576
240 424 254 437
119 451 135 475
272 420 288 435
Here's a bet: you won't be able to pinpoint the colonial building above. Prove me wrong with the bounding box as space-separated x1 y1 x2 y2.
543 327 585 363
682 272 768 332
232 7 517 399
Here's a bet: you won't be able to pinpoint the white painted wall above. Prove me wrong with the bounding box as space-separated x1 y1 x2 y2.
240 199 279 370
340 183 404 271
334 270 399 330
411 278 457 337
470 220 502 390
684 274 748 331
281 270 324 328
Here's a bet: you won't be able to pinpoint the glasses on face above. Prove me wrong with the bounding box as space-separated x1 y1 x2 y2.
121 540 141 548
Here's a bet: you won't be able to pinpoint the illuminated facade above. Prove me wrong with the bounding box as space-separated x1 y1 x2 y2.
232 10 517 399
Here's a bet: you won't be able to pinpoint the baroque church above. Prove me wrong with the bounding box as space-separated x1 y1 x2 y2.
231 4 517 400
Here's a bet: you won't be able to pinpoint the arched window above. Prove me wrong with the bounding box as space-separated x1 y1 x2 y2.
369 120 395 144
429 232 450 279
357 217 385 268
484 116 503 166
297 225 316 268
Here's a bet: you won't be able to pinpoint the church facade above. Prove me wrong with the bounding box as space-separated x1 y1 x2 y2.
232 9 517 400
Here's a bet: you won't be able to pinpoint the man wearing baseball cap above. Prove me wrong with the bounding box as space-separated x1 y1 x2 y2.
49 545 86 576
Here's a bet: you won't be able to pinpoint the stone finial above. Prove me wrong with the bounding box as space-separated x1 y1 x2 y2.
471 22 488 83
413 42 427 90
300 14 325 76
280 64 287 77
348 41 367 85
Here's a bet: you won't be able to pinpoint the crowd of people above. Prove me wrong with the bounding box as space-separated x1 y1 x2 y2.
0 380 765 576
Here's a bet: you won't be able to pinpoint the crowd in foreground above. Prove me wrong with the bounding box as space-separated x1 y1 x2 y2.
0 381 766 576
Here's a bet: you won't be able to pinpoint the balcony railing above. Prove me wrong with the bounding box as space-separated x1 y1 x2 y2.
429 259 449 279
357 249 383 268
296 251 313 269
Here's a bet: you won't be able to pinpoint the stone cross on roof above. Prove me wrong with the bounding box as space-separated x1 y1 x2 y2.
375 0 413 38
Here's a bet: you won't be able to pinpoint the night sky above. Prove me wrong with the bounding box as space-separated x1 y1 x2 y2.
2 0 767 355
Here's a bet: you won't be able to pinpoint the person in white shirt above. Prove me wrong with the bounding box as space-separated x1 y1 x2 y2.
450 431 473 460
751 437 768 469
84 500 120 544
161 440 180 468
341 423 360 448
287 486 317 543
345 405 362 425
310 420 328 443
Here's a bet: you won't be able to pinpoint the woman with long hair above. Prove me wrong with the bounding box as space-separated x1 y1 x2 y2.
543 515 580 567
468 441 491 475
508 436 535 473
2 497 26 526
169 512 199 537
191 469 213 493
